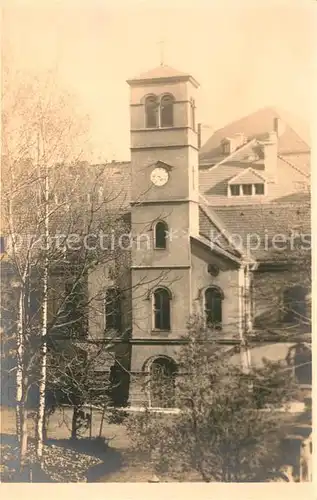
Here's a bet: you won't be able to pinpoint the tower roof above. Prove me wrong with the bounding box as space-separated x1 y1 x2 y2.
127 64 199 87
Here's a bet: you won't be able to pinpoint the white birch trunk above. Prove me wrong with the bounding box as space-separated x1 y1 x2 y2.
36 258 48 461
16 288 24 441
8 197 25 445
36 147 49 462
16 271 31 468
12 226 30 467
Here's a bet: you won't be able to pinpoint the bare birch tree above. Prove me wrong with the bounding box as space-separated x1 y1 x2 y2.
1 67 174 472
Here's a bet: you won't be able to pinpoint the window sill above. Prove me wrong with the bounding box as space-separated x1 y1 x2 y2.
228 194 265 198
132 126 189 132
151 329 171 333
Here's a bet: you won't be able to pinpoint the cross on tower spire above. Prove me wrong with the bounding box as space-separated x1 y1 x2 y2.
158 39 166 66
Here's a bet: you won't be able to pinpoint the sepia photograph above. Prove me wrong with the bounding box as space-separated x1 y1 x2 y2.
0 0 314 490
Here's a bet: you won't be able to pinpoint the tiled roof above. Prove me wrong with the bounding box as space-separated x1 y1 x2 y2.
100 162 132 210
214 200 311 261
274 192 311 203
199 156 309 206
198 206 241 257
199 107 310 163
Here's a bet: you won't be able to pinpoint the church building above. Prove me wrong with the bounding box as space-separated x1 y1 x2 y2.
88 64 311 408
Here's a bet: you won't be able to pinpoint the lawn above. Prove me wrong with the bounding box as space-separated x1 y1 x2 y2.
0 405 159 482
1 405 310 482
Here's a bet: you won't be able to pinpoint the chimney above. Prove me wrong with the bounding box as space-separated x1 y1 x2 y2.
273 117 285 138
263 131 278 181
197 123 214 150
233 133 246 150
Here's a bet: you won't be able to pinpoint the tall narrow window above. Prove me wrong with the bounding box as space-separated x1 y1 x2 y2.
283 286 309 323
153 288 171 330
105 287 122 331
64 280 87 338
230 184 240 196
160 94 174 127
254 183 265 195
242 184 252 195
154 221 168 249
145 96 158 128
205 287 223 330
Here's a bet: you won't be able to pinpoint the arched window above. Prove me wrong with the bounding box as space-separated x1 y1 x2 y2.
204 287 223 330
149 356 177 408
153 287 171 330
105 287 121 331
145 95 158 128
160 94 174 127
154 221 168 249
64 280 87 337
283 286 309 323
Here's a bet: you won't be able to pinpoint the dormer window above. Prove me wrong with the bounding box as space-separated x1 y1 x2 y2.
222 139 231 155
229 182 265 197
254 183 265 195
242 184 252 195
230 184 240 196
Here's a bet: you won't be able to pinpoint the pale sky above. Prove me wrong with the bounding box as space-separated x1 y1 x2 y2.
3 0 316 162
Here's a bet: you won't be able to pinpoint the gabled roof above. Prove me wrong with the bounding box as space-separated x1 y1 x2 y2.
199 155 308 206
199 107 310 163
190 234 242 265
203 139 258 170
228 167 266 184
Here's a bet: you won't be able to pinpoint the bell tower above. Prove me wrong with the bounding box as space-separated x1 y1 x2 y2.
127 64 200 212
126 66 200 405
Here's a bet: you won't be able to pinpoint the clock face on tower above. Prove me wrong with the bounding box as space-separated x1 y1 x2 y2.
150 167 169 187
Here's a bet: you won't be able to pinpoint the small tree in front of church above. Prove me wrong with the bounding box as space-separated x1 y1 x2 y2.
125 318 297 482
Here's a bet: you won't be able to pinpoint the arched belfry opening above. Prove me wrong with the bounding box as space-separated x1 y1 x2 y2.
160 94 174 127
145 95 158 128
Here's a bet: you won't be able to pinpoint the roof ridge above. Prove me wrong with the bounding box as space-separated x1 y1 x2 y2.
207 139 256 171
273 106 310 148
228 166 267 183
278 154 310 178
207 106 275 139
